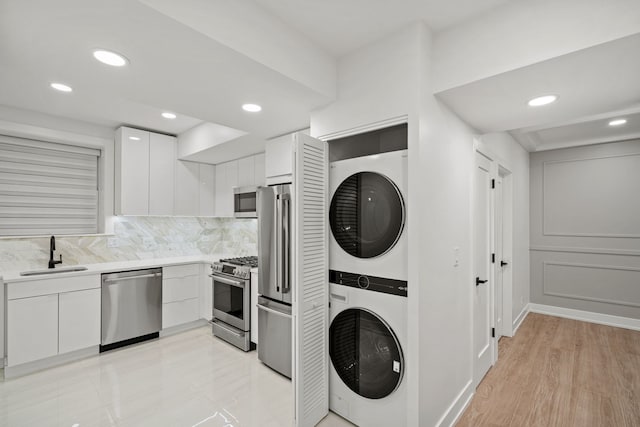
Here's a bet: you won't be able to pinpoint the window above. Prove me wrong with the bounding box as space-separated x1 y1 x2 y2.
0 135 101 236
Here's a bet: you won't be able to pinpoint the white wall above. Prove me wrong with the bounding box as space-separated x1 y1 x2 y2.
311 22 477 427
479 132 531 330
0 105 116 234
432 0 640 92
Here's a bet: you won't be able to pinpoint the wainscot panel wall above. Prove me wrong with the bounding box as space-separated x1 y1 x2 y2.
530 138 640 320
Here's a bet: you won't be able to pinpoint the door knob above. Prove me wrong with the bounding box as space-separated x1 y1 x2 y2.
500 260 509 267
475 277 488 286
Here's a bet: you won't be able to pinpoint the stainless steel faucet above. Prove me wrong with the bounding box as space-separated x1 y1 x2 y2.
48 235 63 269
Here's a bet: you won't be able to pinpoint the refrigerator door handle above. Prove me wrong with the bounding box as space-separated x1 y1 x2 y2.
275 194 282 293
282 194 290 294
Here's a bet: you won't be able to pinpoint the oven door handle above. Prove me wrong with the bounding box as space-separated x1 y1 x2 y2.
210 274 246 288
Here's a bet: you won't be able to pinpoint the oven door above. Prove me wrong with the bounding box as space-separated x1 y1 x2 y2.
212 274 250 331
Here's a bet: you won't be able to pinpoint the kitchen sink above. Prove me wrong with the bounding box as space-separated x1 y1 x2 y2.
20 266 88 276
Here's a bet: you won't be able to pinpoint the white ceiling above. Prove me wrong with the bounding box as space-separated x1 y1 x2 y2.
252 0 512 57
436 33 640 151
1 0 639 155
0 0 334 141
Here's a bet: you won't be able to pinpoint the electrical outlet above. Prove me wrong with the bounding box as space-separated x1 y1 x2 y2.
143 237 155 250
107 237 119 248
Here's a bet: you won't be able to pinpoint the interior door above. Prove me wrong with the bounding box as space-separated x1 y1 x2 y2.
495 176 504 342
293 133 329 427
473 151 494 388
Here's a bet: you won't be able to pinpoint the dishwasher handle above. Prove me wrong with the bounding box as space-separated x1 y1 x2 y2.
103 273 161 283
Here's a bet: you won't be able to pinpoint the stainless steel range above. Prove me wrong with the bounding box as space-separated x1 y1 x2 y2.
210 256 257 351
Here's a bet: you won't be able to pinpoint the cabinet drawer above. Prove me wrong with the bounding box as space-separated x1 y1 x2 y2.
163 275 199 303
163 264 200 279
162 298 199 329
7 274 100 300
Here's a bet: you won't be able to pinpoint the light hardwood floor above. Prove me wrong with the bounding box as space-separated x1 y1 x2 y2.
456 313 640 427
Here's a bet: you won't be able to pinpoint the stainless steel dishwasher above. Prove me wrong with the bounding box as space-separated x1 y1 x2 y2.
100 268 162 351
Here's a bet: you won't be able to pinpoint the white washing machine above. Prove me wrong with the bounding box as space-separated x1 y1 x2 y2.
329 150 408 281
328 281 408 427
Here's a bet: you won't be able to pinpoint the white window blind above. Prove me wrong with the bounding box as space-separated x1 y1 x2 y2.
0 135 101 236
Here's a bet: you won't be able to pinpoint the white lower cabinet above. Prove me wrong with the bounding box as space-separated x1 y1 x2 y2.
251 272 258 344
162 264 201 329
163 298 199 329
59 288 101 354
7 294 58 366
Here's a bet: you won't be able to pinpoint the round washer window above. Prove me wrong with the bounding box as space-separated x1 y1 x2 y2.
330 308 403 399
330 172 405 258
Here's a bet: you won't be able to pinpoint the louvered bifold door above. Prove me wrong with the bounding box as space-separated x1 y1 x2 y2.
0 136 100 236
293 133 329 427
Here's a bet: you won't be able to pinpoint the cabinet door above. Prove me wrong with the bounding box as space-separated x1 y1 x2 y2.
59 288 101 354
265 134 293 183
237 156 255 187
174 160 200 215
149 133 176 215
116 127 149 215
254 153 266 186
199 164 215 216
7 294 58 366
215 160 238 216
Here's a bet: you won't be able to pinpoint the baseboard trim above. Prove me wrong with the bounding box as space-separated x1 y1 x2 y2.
512 304 530 336
436 379 474 427
159 319 209 337
529 303 640 331
4 346 99 379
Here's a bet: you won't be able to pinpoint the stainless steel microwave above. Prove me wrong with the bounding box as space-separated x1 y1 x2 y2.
233 186 258 218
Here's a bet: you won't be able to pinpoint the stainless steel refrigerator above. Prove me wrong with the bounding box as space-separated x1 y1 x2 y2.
257 184 292 378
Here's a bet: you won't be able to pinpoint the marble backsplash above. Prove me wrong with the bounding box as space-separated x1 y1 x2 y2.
0 216 257 272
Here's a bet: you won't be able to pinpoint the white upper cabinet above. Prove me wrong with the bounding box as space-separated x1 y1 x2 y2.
265 134 293 185
115 127 150 215
215 160 238 217
174 160 200 216
237 156 255 188
116 127 177 216
149 133 176 215
254 153 266 187
199 164 215 217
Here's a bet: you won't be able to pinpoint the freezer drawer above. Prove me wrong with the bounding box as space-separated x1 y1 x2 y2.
257 296 292 378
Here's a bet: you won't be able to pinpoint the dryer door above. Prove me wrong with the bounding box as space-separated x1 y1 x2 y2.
330 308 403 399
330 172 405 258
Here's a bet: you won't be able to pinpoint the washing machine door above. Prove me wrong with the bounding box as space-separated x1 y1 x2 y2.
330 171 405 258
330 308 403 399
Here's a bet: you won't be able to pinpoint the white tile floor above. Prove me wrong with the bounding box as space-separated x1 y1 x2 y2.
0 327 354 427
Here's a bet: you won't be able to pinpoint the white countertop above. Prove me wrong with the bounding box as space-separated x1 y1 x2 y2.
1 253 259 283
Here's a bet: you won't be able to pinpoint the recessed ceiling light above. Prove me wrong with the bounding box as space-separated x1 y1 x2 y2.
129 136 141 141
242 103 262 112
162 112 177 119
608 118 627 126
528 95 557 107
50 82 73 92
93 49 128 67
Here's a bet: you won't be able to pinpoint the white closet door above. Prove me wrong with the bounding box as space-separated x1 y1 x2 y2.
293 133 328 427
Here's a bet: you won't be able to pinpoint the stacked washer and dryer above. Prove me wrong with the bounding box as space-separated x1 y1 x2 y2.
328 125 408 427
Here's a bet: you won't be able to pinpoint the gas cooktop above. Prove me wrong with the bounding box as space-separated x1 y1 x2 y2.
219 256 258 268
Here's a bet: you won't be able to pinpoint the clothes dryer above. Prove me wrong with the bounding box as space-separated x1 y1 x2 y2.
329 150 407 281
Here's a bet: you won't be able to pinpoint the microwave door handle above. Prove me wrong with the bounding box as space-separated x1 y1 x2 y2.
275 194 282 293
282 195 290 294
